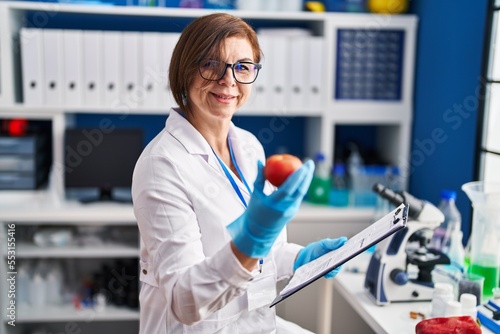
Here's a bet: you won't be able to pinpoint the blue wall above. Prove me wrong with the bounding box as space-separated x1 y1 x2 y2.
408 1 488 241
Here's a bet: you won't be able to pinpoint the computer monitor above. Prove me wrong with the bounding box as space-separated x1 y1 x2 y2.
64 127 143 203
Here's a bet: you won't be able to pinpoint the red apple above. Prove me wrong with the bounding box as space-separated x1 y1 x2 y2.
264 154 302 187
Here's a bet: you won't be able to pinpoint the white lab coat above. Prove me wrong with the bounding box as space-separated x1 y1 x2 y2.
132 108 307 333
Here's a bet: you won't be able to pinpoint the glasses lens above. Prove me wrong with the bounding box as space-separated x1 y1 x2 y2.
200 60 225 81
199 60 260 84
233 62 259 84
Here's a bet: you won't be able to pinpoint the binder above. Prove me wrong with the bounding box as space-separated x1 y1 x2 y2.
82 30 103 107
42 29 63 106
250 34 270 112
122 31 142 109
268 35 288 113
141 32 161 108
307 37 324 111
102 31 123 108
158 32 180 108
20 28 44 106
288 36 307 113
62 29 83 107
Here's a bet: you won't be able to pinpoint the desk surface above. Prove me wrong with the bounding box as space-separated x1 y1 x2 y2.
333 264 493 334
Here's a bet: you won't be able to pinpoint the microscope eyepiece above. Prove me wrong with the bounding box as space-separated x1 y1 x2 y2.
372 183 405 204
372 183 424 219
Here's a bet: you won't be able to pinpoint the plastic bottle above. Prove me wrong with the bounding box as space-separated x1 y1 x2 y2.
46 260 64 305
460 293 477 321
329 163 349 207
30 272 47 307
431 282 454 318
444 300 462 317
430 190 462 252
346 142 363 181
446 224 465 271
306 152 331 205
346 143 364 205
17 263 31 306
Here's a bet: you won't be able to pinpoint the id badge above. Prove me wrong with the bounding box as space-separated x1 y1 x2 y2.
247 273 277 311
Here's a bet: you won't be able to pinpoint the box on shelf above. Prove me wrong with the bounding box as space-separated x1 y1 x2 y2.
0 133 51 190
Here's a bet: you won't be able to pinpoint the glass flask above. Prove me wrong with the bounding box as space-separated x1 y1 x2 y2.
462 181 500 299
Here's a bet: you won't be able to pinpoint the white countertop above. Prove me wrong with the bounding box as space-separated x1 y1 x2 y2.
332 254 493 334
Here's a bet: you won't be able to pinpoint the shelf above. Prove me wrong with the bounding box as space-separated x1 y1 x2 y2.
6 304 139 323
3 1 327 21
0 106 60 119
297 203 375 222
0 189 375 223
3 242 138 258
0 104 324 117
330 103 413 124
0 191 136 223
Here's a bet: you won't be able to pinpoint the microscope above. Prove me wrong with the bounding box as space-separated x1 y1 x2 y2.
364 184 450 305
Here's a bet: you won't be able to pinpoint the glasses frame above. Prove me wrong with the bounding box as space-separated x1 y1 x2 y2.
199 60 262 84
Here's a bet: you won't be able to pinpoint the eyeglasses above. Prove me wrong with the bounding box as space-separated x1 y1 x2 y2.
199 60 262 84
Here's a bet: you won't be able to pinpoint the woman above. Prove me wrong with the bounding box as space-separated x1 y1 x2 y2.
132 13 346 333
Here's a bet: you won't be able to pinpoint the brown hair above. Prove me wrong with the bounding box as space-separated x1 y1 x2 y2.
169 13 261 116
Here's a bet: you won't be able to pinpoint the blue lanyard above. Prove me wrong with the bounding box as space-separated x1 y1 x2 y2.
212 137 252 208
179 111 252 205
212 138 263 272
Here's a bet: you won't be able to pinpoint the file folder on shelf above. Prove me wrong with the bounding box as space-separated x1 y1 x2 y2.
20 28 44 106
307 36 324 111
158 32 180 108
289 36 308 113
122 31 142 109
249 34 270 112
62 29 83 107
103 31 123 108
268 36 288 113
82 30 103 107
142 32 161 108
42 29 63 106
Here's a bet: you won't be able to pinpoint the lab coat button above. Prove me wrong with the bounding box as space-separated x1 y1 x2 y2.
142 269 147 275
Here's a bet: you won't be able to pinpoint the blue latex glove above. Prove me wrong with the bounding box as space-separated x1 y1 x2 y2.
294 237 348 279
227 159 315 258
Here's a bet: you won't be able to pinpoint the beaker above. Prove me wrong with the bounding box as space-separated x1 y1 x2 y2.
462 181 500 299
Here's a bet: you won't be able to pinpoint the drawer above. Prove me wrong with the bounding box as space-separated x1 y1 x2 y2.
0 155 44 172
0 136 47 154
0 170 48 190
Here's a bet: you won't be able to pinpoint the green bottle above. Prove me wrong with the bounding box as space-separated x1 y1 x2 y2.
307 152 331 205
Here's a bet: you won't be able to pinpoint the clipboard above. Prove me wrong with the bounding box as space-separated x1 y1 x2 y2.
270 203 409 307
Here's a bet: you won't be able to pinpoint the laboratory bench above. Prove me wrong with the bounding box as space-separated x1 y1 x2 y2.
329 253 494 334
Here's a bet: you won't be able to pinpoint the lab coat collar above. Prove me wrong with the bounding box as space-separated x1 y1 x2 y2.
166 108 213 158
166 108 253 196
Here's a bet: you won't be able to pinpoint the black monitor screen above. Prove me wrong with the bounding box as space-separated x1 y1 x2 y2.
64 128 143 202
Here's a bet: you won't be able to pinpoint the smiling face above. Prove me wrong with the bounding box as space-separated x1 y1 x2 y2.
188 36 255 123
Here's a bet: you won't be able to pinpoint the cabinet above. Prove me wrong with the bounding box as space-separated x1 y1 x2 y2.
0 195 140 334
0 2 417 333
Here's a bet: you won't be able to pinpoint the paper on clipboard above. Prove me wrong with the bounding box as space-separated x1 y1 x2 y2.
270 203 408 307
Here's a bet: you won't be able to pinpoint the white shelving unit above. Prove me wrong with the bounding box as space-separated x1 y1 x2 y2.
0 195 140 334
13 242 139 258
0 2 417 333
14 304 140 323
